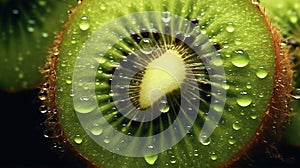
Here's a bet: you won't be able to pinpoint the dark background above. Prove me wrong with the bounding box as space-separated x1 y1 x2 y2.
0 88 300 168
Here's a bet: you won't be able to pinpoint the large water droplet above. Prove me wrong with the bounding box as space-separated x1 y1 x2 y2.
90 124 103 136
159 100 170 113
226 22 235 33
292 88 300 99
232 121 241 130
144 155 158 165
236 92 252 107
162 11 171 23
231 49 250 67
74 135 83 144
251 0 260 5
140 38 154 54
256 67 268 79
199 135 211 145
74 96 97 114
79 16 90 31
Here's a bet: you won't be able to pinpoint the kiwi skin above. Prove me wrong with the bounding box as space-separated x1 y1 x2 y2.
40 0 293 167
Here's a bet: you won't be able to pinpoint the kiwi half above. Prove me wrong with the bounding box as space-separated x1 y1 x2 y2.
40 0 293 167
0 0 77 92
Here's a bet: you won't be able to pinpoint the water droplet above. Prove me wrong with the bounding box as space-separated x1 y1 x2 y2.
212 57 224 66
236 92 252 107
104 137 110 144
74 135 83 144
226 22 235 33
246 82 252 89
162 11 171 22
231 49 250 67
66 77 72 84
228 136 236 145
140 38 154 54
251 115 258 120
39 104 48 114
42 32 49 38
232 121 241 130
292 88 300 99
144 155 158 165
251 0 260 5
289 15 298 24
159 100 170 113
27 27 35 32
79 16 90 31
194 149 199 157
90 124 103 136
256 67 268 79
199 135 211 145
74 96 97 114
210 153 218 161
100 5 106 10
38 90 47 101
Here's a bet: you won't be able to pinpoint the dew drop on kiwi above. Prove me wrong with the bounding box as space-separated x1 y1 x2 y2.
79 16 90 31
231 49 250 67
256 66 268 79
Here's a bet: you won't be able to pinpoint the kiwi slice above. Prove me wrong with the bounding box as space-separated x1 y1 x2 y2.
0 0 77 92
41 0 292 167
260 0 300 147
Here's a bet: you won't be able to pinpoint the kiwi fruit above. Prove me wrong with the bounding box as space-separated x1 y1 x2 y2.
260 0 300 147
0 0 77 92
40 0 293 167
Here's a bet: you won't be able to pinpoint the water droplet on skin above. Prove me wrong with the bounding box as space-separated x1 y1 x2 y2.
162 11 171 22
27 27 35 32
226 22 235 33
66 77 72 84
42 32 49 38
199 136 211 145
100 5 106 10
237 92 252 107
256 67 268 79
74 135 83 144
140 38 154 54
39 104 48 114
210 153 218 161
104 138 110 144
74 96 97 114
38 90 47 101
231 49 250 67
79 16 90 31
144 155 158 165
90 124 103 136
251 115 258 120
228 136 236 145
251 0 260 5
292 88 300 99
159 100 170 113
232 121 241 130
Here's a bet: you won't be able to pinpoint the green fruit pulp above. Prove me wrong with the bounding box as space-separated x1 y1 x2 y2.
52 0 277 167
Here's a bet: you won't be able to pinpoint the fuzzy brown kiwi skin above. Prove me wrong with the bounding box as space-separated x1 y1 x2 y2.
41 1 293 168
40 1 98 167
222 4 293 168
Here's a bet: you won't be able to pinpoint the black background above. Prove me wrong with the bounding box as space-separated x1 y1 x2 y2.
0 88 300 168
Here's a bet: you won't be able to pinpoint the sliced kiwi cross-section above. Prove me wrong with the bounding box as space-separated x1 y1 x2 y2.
40 0 293 167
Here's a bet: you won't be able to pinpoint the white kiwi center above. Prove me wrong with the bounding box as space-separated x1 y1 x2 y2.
139 50 187 109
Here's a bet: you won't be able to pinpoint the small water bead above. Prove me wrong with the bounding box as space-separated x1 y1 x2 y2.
39 104 48 114
256 67 268 79
210 153 218 161
232 121 241 131
79 16 90 31
231 49 250 67
226 22 235 33
228 136 236 145
140 38 154 54
38 90 47 101
159 100 170 113
74 135 83 144
162 11 171 23
251 0 260 5
65 77 72 84
144 155 158 165
236 95 252 107
104 138 110 144
73 96 97 114
90 125 103 136
292 88 300 100
199 135 211 145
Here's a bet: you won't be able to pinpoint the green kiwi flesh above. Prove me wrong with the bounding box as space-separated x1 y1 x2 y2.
0 0 77 91
42 0 292 167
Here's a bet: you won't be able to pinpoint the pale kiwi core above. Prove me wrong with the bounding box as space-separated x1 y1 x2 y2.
139 50 186 109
